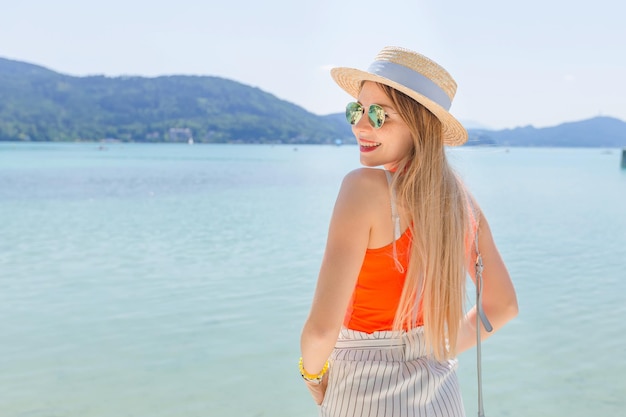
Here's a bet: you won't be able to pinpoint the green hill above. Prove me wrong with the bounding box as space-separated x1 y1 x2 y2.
466 116 626 147
3 56 624 146
0 57 352 144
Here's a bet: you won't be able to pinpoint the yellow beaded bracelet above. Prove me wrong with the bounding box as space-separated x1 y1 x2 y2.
298 357 329 384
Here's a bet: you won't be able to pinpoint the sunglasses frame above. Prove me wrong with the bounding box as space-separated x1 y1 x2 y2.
345 102 388 129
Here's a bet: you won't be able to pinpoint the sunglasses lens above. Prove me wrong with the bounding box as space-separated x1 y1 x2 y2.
368 104 386 129
345 102 363 125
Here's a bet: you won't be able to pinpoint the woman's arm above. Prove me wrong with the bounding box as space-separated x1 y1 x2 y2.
300 169 376 401
456 209 518 354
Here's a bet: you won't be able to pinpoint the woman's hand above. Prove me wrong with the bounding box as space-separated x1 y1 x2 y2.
304 373 329 405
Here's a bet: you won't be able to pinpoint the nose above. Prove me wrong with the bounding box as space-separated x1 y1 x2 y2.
353 109 372 131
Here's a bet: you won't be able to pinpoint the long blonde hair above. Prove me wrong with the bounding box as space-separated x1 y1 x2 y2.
381 84 471 361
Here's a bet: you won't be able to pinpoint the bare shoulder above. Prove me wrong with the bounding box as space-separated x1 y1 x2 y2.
341 168 388 193
334 168 388 217
464 189 483 217
470 196 497 251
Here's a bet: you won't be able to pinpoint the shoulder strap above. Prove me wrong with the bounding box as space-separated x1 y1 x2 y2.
384 170 401 240
384 170 404 273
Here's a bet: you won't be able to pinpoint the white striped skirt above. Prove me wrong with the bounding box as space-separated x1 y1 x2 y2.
319 327 465 417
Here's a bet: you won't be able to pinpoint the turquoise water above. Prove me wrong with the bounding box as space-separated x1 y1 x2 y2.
1 143 625 417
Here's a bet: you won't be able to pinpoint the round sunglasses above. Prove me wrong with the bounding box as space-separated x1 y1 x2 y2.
345 102 388 129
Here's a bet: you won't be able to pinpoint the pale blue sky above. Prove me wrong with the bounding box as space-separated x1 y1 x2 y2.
2 0 624 129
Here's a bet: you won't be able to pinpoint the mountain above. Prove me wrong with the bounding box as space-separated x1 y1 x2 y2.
467 117 626 147
320 112 354 143
321 114 626 147
1 57 625 146
0 57 350 144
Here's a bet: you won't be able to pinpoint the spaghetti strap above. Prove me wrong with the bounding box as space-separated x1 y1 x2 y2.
384 170 404 272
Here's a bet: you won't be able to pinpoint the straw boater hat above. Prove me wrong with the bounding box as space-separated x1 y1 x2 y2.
330 46 467 146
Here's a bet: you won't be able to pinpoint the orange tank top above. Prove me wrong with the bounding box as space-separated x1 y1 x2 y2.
343 226 418 332
342 170 478 333
343 170 419 333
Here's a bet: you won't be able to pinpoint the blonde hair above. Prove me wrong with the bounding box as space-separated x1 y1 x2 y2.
380 84 471 361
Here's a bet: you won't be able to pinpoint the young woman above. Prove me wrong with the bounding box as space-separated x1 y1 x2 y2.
299 46 518 417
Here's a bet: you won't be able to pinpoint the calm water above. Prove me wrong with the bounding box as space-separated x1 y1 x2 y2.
1 143 625 417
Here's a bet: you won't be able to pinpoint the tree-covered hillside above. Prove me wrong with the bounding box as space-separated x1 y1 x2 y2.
467 116 626 147
0 57 352 143
2 57 625 146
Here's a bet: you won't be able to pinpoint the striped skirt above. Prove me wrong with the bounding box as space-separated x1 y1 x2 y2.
319 327 465 417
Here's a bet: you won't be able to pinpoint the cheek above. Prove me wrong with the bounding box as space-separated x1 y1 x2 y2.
397 132 414 154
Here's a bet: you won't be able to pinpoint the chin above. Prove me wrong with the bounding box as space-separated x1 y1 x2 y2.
359 154 381 167
360 159 380 168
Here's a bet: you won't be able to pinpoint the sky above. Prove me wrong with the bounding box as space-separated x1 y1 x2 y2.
1 0 625 130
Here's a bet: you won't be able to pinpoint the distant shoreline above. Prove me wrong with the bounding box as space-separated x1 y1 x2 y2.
1 140 624 150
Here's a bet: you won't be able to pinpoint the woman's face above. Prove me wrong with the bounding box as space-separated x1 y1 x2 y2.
353 81 414 170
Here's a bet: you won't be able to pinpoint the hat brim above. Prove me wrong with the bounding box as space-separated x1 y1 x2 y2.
331 67 468 146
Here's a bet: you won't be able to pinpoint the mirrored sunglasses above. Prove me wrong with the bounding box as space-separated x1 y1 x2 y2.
345 102 387 129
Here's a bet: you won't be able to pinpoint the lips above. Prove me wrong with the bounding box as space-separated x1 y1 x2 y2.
359 140 380 153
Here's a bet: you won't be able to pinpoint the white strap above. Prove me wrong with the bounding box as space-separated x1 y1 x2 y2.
384 170 404 273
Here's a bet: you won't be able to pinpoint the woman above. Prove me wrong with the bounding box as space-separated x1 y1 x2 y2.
299 46 518 417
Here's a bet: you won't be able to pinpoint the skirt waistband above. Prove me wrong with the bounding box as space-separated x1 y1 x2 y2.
333 327 431 361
